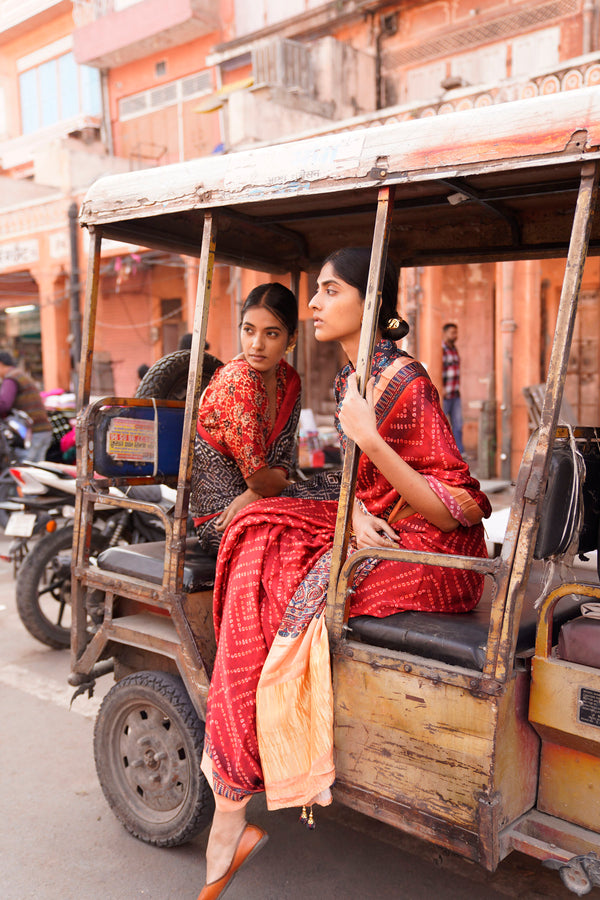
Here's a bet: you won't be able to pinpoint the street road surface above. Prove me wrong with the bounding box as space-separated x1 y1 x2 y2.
0 537 597 900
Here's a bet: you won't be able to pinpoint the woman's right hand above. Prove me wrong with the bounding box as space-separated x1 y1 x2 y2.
338 373 380 452
215 488 262 532
352 504 399 550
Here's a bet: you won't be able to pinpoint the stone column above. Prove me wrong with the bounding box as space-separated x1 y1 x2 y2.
34 264 71 391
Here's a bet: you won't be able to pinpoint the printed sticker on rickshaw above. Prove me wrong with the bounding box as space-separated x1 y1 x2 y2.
106 417 156 462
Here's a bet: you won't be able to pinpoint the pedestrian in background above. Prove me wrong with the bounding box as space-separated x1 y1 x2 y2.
442 322 463 455
0 351 52 461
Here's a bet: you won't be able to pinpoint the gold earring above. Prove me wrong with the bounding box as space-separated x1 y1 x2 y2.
287 340 297 352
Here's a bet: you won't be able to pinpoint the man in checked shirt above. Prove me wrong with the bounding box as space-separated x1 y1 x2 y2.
442 322 463 455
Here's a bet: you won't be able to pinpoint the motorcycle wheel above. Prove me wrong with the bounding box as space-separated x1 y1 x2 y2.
135 349 222 401
16 525 105 650
94 671 213 847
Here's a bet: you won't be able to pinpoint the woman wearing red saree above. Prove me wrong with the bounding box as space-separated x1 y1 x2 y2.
190 282 300 555
196 249 491 899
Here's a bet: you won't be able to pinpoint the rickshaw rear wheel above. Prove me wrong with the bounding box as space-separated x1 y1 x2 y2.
135 349 222 401
94 670 214 847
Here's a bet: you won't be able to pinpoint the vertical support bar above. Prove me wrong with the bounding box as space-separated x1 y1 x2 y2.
326 185 396 644
536 162 598 442
486 161 599 683
76 226 102 414
68 202 83 397
165 213 217 590
71 225 102 667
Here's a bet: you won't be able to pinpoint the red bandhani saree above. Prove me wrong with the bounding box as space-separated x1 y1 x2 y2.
201 340 491 811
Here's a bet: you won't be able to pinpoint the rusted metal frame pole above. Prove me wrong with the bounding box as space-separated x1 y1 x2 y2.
338 546 500 592
481 429 537 680
76 226 101 413
491 161 599 684
289 268 301 370
157 214 217 715
71 226 103 669
164 212 216 593
326 185 396 645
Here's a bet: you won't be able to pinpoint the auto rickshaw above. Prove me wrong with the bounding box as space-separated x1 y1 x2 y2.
70 85 600 894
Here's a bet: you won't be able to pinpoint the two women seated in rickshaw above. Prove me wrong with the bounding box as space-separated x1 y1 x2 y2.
189 247 491 899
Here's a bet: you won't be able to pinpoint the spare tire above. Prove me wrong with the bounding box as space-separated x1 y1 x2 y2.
135 349 222 401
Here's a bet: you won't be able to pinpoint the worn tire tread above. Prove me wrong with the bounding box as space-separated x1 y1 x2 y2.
135 349 222 401
94 670 213 847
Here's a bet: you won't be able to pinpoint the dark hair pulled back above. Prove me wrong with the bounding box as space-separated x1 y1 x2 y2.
240 282 298 336
324 247 408 341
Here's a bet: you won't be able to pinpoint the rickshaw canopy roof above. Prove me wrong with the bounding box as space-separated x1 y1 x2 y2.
79 87 600 270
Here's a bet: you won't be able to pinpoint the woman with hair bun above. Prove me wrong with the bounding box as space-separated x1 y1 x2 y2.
195 248 490 900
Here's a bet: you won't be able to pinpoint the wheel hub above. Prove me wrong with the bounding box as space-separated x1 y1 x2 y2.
118 704 189 813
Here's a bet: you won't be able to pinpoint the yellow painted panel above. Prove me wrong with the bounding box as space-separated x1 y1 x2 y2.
538 741 600 831
530 657 600 757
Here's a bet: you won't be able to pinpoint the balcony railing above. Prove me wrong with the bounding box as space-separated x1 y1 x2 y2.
301 50 600 138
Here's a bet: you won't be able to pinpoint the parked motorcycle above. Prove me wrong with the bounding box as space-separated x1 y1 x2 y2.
0 461 80 575
7 464 175 649
0 409 38 525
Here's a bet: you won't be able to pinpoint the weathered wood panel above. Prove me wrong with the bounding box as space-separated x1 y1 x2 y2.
80 89 600 225
333 653 496 830
333 654 540 849
493 670 540 829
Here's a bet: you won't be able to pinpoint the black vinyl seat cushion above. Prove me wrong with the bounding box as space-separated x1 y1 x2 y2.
97 541 585 671
348 575 583 672
97 538 216 592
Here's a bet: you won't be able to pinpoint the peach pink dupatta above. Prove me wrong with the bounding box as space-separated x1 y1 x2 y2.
256 606 334 810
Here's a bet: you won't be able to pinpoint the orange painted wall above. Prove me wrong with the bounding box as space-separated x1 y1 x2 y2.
109 34 222 163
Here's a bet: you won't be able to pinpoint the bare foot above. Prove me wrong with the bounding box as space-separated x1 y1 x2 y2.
205 808 247 884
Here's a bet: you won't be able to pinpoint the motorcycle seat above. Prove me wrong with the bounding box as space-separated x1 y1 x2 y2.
97 539 216 592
